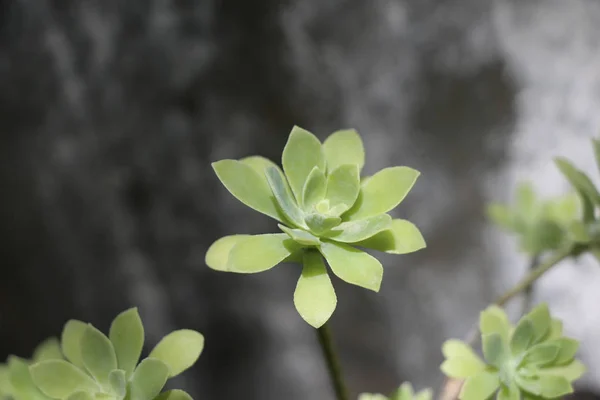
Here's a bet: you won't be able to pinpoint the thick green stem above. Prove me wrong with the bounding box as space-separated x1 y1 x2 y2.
316 323 349 400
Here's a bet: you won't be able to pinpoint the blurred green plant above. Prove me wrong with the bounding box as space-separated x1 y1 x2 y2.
441 303 585 400
24 308 203 400
486 182 579 255
358 382 432 400
0 338 63 400
205 126 426 328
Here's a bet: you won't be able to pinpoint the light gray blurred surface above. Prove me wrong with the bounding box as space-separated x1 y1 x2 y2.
1 0 599 399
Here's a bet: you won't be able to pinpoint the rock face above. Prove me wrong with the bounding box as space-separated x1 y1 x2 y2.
1 0 599 399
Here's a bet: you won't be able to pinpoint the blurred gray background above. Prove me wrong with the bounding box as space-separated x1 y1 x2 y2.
1 0 600 399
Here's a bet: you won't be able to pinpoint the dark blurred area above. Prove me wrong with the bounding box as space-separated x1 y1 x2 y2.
1 0 600 399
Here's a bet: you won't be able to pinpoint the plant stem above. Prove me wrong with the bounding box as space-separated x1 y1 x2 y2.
521 254 541 315
316 323 349 400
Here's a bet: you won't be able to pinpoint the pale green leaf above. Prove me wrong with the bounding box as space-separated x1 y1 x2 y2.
212 159 283 222
109 308 145 378
326 214 392 243
228 234 301 273
522 343 560 367
539 375 573 398
459 372 499 400
548 338 579 365
7 357 39 400
482 333 507 368
486 204 514 231
32 338 63 361
480 305 511 343
282 126 326 203
355 219 426 254
358 394 388 400
555 157 600 204
279 224 321 246
325 164 361 214
304 213 341 235
153 390 194 400
538 360 586 381
293 251 337 328
496 383 519 400
67 391 95 400
81 324 118 387
442 340 484 364
130 359 169 400
440 358 486 379
524 304 551 344
516 182 537 221
61 320 88 369
319 240 383 292
547 319 563 341
543 193 580 225
514 375 541 396
322 129 365 172
510 319 534 355
568 221 591 243
414 388 433 400
266 166 305 227
344 167 420 221
302 167 327 211
108 369 127 399
30 360 99 399
149 330 204 378
205 235 251 272
393 382 414 400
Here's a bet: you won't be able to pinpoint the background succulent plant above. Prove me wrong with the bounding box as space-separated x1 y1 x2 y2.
205 126 426 328
358 382 432 400
27 308 203 400
441 303 585 400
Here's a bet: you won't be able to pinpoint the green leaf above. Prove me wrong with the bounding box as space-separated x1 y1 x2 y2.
282 126 326 204
414 388 433 400
554 157 600 204
81 324 118 387
322 129 365 172
548 338 579 365
266 166 305 227
522 343 560 367
516 182 537 222
149 330 204 378
524 304 551 344
109 308 145 378
442 340 484 362
319 240 383 292
293 251 337 328
344 167 420 221
325 165 361 214
228 234 301 273
539 375 573 398
496 383 519 400
459 372 499 400
32 338 63 361
486 204 514 231
30 360 99 399
302 167 327 211
482 333 507 368
7 357 39 400
212 159 283 222
129 359 169 400
538 360 586 381
67 391 95 400
279 224 321 246
568 221 591 243
510 319 535 355
61 320 88 369
108 369 127 399
440 358 486 379
153 390 194 400
543 193 580 225
205 235 251 272
480 306 511 343
393 382 414 400
304 213 341 235
355 219 426 254
326 214 392 243
547 319 563 341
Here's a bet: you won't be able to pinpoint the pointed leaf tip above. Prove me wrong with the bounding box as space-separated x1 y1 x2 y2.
109 307 145 378
149 330 204 378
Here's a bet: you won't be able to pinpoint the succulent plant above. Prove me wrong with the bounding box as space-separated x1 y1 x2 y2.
205 126 426 327
0 338 63 400
28 308 203 400
358 382 432 400
441 303 585 400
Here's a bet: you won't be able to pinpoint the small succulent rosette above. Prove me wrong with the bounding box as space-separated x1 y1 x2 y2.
358 382 432 400
441 303 585 400
486 182 580 255
29 308 204 400
205 126 426 327
0 337 64 400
